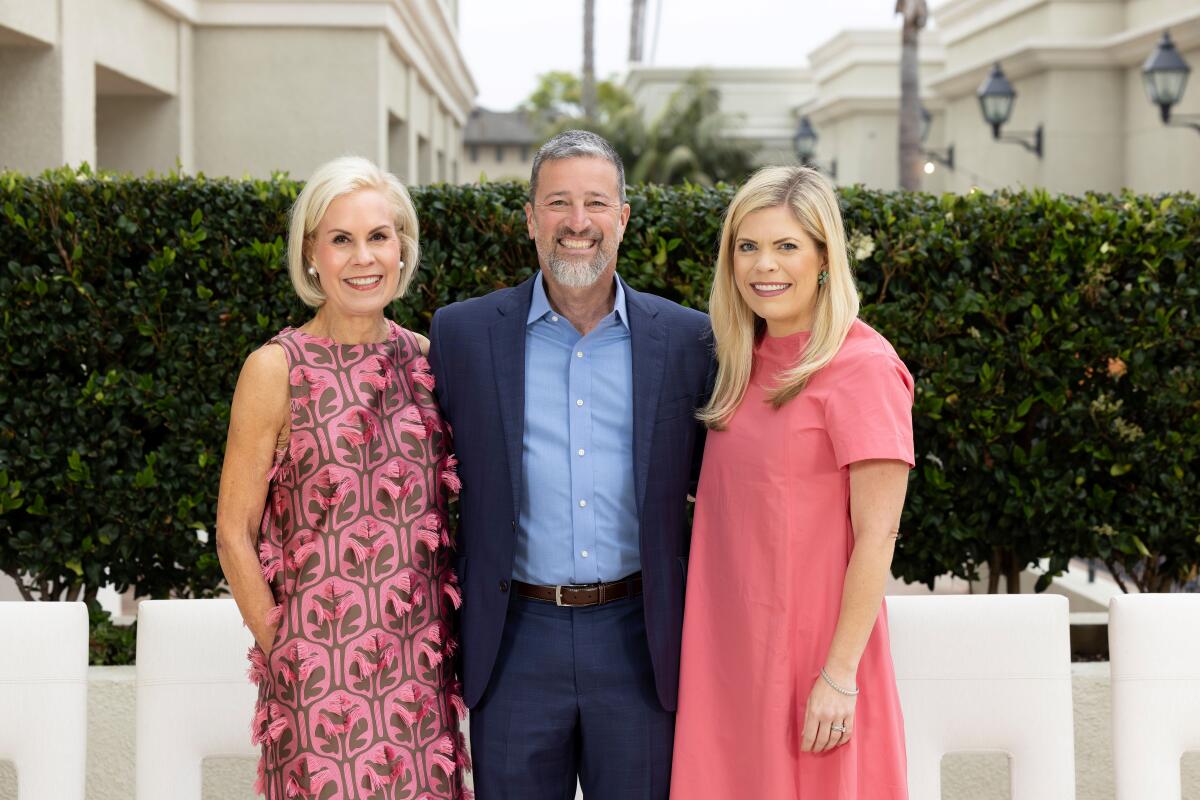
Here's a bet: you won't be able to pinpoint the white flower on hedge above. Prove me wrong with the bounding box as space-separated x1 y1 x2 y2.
849 231 876 262
1113 417 1144 443
1092 524 1118 538
1090 392 1123 415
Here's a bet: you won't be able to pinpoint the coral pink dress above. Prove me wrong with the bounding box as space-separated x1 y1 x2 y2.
247 322 469 800
671 319 914 799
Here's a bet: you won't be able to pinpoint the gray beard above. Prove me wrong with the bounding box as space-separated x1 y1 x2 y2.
547 252 608 287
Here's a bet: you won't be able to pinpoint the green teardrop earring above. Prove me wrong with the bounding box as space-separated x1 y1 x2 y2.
817 270 828 287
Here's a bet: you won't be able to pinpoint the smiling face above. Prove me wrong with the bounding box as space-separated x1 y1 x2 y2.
732 204 826 337
525 156 631 288
307 188 403 317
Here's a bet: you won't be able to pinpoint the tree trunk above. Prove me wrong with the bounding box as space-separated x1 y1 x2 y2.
988 547 1002 594
1005 549 1022 593
629 0 646 62
582 0 597 121
897 0 927 191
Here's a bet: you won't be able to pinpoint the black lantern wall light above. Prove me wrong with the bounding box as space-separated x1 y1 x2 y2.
976 62 1043 158
1142 31 1200 134
920 106 955 172
793 116 838 179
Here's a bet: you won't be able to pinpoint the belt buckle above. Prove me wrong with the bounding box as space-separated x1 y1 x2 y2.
554 583 594 607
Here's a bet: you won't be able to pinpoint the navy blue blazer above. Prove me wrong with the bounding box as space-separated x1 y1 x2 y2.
429 274 714 711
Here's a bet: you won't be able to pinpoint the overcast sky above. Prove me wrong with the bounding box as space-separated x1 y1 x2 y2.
459 0 935 110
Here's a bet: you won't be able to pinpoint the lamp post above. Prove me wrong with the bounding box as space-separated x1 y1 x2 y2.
1142 31 1200 134
793 116 837 179
976 62 1043 157
920 105 955 171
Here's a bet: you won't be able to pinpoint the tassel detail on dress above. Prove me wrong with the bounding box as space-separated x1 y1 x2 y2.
288 531 319 572
284 757 331 798
369 744 412 787
386 571 425 617
362 354 393 392
410 356 436 391
441 572 463 609
415 513 442 552
427 733 457 775
394 404 427 440
247 646 270 686
353 632 397 677
440 455 462 495
260 539 282 583
417 624 446 668
290 367 327 408
346 518 383 562
319 694 360 735
380 459 416 500
310 466 353 509
313 581 351 624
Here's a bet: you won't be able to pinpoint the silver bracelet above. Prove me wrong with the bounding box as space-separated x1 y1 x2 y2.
820 667 860 696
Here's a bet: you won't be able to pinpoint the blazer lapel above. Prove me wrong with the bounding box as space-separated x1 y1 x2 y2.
625 278 666 516
490 277 536 519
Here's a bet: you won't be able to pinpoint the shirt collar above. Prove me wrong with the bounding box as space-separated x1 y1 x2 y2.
526 272 629 331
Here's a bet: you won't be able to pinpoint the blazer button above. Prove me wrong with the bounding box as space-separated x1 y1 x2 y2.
511 520 517 530
499 580 509 593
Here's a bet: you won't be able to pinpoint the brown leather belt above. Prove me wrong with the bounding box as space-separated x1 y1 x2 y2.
513 572 643 607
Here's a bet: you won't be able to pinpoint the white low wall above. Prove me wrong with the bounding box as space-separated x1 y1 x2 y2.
1 663 1197 800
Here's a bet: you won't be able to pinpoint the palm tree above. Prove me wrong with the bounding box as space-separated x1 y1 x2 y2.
582 0 597 121
526 70 755 186
629 0 647 62
896 0 928 191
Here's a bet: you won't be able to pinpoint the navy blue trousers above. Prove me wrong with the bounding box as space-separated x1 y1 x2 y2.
470 594 674 800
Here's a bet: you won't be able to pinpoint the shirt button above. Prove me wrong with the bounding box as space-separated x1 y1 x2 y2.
576 351 584 358
499 580 509 593
581 550 589 558
577 448 585 456
576 399 584 406
551 315 559 322
579 499 587 508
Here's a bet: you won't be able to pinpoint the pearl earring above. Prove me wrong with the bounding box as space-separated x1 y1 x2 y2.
398 260 405 269
307 266 317 277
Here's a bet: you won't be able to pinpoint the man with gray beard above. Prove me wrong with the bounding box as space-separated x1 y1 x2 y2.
429 130 714 799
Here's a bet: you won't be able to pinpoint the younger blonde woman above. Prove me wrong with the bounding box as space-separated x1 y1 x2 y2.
670 166 913 799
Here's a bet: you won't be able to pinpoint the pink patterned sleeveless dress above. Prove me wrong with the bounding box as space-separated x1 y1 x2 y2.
246 322 470 800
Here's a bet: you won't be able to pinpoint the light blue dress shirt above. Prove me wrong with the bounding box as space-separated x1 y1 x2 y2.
514 272 639 586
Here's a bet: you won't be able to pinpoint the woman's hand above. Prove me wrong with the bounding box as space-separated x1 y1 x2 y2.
801 671 857 753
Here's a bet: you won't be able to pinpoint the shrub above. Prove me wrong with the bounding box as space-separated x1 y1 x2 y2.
1 171 1197 634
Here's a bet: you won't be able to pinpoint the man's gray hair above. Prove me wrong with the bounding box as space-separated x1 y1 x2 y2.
529 129 627 205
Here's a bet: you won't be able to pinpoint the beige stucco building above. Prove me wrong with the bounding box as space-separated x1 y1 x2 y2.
625 0 1200 194
462 106 537 182
0 0 476 183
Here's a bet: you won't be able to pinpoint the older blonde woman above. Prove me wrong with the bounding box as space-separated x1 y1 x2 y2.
216 157 468 799
670 166 913 799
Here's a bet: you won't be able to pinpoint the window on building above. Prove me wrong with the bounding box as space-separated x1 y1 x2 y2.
521 146 529 161
469 145 478 163
496 145 504 162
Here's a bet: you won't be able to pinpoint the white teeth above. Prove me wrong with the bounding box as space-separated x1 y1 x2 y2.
559 238 595 250
346 276 381 286
752 283 789 291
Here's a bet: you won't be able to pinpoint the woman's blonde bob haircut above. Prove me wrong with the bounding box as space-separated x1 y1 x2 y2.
287 156 420 308
698 165 859 430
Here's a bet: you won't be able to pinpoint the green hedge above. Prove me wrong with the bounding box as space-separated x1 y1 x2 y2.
2 171 1198 626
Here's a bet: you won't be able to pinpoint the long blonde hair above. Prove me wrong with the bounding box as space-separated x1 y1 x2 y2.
699 166 859 429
